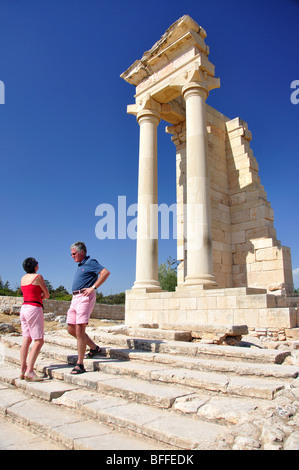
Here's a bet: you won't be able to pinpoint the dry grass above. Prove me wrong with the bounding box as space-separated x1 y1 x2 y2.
0 313 121 335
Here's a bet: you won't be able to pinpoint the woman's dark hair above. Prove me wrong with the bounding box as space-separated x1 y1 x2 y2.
22 257 38 273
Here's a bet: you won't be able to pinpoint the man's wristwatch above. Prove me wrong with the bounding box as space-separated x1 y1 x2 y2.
92 285 97 290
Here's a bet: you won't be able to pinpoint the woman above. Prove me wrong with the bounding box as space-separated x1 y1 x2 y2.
20 257 49 381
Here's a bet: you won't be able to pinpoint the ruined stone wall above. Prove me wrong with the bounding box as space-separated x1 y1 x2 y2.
207 105 232 288
225 115 293 293
0 296 125 321
176 104 294 293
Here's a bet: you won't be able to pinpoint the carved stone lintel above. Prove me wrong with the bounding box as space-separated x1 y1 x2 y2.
170 63 220 98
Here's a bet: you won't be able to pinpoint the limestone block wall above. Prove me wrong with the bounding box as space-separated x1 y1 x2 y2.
207 105 232 288
225 117 293 293
125 287 299 329
0 296 125 321
175 105 294 293
246 239 293 294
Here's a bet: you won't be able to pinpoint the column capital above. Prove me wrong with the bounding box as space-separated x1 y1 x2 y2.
136 109 161 126
182 81 209 101
170 62 220 100
127 94 161 124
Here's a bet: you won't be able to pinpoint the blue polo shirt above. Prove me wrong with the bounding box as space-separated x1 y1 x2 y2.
72 256 104 291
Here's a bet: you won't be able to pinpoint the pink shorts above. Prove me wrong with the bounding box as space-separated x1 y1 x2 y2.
66 291 96 325
20 304 44 340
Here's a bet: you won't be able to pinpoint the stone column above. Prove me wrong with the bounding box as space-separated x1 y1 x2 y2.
133 108 162 291
182 82 216 286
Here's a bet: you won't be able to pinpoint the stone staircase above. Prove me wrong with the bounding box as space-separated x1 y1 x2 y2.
0 326 298 450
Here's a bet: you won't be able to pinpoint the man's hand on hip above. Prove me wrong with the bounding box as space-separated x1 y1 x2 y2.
82 287 95 296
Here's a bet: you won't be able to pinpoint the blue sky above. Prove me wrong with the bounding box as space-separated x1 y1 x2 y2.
0 0 298 294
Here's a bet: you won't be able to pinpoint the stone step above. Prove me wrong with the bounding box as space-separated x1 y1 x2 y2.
39 332 299 379
107 348 299 379
0 361 193 411
2 339 288 400
0 361 261 428
0 368 225 450
4 336 298 388
103 326 193 342
4 333 293 377
1 335 78 364
0 414 67 450
1 330 298 450
44 328 292 364
94 358 285 400
96 324 249 344
42 368 264 427
0 347 270 426
0 377 167 450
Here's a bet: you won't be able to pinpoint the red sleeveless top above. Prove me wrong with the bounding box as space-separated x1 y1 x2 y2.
21 276 43 307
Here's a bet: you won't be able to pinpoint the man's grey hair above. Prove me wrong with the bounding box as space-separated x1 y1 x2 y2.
70 241 87 254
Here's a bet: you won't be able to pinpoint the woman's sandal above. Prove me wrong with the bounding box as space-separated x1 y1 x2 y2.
85 345 101 358
70 363 86 375
24 372 44 382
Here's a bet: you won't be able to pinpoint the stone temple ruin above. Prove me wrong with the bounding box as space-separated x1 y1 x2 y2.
121 15 299 337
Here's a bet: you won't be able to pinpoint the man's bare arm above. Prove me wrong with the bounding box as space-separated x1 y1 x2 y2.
82 268 110 296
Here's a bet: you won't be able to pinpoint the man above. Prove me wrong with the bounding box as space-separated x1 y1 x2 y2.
67 241 110 374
